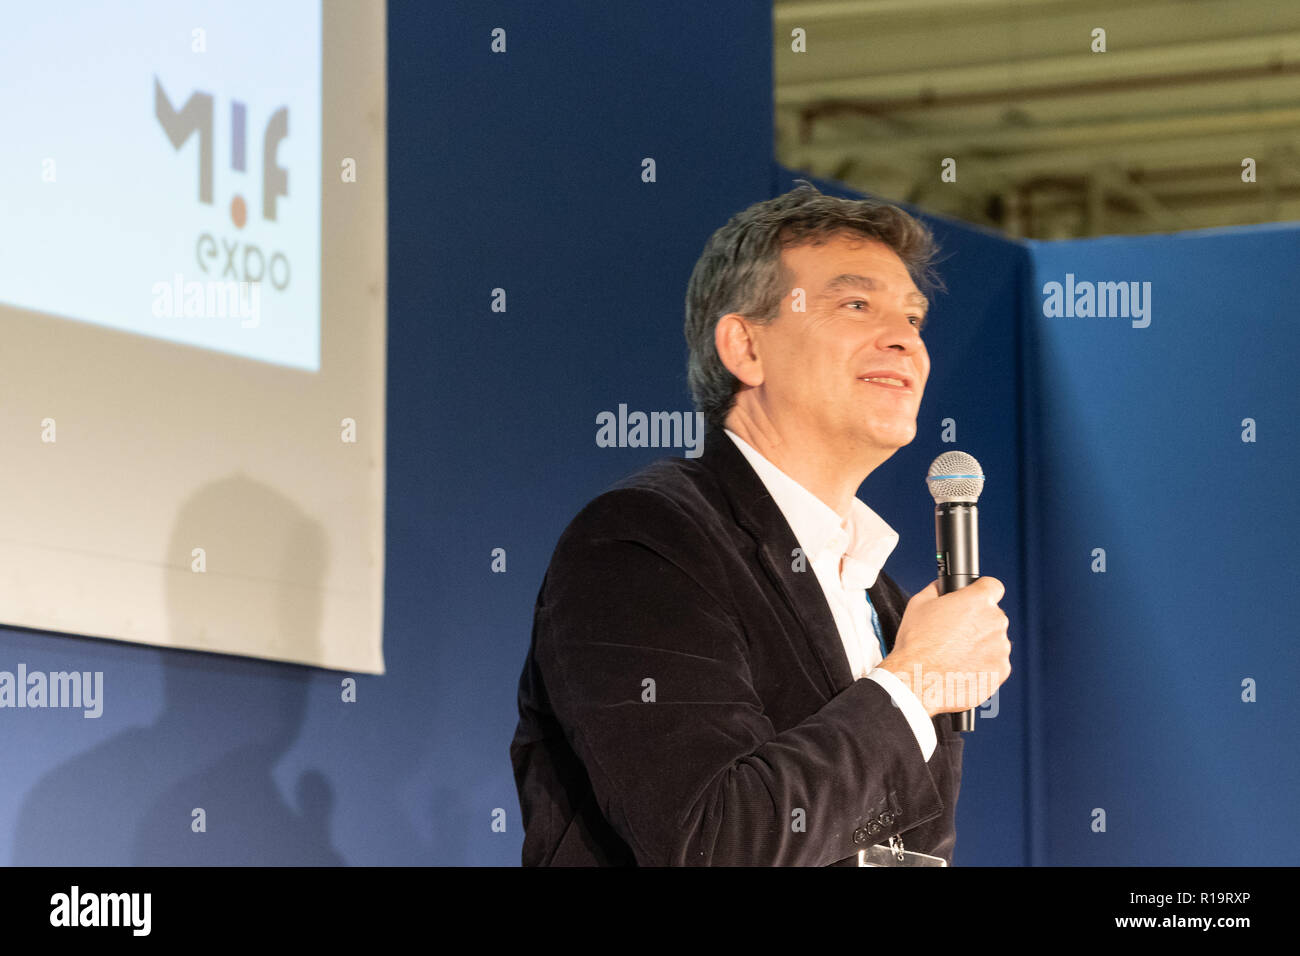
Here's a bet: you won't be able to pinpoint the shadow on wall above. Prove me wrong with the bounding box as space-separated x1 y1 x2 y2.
12 474 343 865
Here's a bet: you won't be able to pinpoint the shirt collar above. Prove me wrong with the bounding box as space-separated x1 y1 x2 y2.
724 429 899 589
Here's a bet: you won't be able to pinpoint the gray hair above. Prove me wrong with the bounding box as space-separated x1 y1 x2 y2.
684 180 943 430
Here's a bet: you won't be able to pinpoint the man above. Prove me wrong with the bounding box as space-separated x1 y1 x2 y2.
510 182 1011 866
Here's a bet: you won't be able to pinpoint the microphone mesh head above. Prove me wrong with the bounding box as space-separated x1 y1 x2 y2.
927 451 985 503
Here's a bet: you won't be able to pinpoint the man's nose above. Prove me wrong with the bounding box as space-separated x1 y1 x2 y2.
879 310 924 351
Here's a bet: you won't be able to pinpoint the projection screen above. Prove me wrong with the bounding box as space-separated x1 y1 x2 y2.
0 1 387 673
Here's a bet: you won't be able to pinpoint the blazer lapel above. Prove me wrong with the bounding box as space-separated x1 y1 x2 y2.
699 426 855 696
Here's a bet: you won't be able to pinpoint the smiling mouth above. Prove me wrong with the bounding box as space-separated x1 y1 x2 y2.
858 376 912 391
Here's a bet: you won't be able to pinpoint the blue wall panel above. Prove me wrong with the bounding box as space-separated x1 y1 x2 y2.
1023 227 1299 864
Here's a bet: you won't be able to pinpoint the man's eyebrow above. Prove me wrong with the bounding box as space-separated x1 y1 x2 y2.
818 273 928 310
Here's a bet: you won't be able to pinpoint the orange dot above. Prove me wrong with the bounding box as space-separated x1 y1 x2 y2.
230 195 247 229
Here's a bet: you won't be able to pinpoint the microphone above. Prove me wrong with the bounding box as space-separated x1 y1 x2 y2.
926 451 985 733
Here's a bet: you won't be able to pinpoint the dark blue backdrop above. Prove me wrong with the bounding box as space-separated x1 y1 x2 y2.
1022 229 1299 864
1 1 1292 866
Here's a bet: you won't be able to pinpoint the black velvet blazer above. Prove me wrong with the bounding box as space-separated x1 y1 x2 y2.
509 424 964 866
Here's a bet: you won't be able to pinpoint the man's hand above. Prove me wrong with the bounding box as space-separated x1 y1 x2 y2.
879 577 1011 717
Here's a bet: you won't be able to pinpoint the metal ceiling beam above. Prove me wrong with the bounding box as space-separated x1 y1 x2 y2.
798 62 1300 122
774 0 1082 24
800 104 1300 154
776 33 1300 106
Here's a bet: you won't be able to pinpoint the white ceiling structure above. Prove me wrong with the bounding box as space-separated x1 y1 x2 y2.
774 0 1300 237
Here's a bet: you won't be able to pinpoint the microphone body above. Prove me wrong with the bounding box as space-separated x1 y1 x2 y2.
926 451 986 733
934 500 979 732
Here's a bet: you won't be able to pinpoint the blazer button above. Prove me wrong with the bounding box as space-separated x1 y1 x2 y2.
880 812 894 825
867 822 881 836
852 827 870 845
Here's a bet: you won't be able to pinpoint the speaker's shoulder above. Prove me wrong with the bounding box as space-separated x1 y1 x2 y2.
553 454 725 554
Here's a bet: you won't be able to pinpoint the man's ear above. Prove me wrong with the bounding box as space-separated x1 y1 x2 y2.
715 314 764 388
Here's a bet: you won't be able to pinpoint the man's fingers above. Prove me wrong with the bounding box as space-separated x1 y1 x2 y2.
911 579 941 604
975 575 1005 604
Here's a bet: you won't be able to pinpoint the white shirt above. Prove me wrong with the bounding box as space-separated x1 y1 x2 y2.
725 429 937 762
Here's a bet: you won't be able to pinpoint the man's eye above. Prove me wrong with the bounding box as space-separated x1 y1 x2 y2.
846 300 867 309
910 316 926 330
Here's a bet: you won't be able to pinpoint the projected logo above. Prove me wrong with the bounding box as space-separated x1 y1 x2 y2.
0 1 320 370
154 77 292 292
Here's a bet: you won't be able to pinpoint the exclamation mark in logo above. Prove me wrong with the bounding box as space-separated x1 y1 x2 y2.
230 100 246 229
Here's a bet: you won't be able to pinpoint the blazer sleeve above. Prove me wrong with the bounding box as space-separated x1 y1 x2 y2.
535 485 950 866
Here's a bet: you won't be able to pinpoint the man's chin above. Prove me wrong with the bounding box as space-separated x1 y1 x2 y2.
858 422 916 451
851 435 913 471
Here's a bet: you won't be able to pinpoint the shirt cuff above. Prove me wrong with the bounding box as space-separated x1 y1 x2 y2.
866 667 937 762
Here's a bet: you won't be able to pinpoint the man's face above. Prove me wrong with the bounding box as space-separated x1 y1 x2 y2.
747 232 930 460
